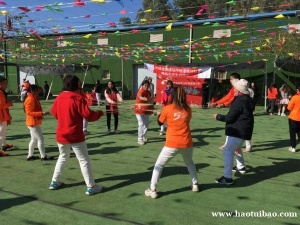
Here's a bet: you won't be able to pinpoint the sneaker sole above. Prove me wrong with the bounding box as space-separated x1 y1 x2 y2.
232 169 246 174
215 180 234 185
145 190 158 199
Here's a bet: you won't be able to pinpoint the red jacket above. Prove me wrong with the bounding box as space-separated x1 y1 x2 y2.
51 91 103 144
215 87 235 107
0 90 12 122
24 92 43 126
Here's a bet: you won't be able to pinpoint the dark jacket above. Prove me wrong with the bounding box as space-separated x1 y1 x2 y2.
216 94 254 140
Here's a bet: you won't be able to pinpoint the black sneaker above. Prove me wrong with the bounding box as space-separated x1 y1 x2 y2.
215 176 233 185
232 166 246 174
41 155 55 161
27 156 39 161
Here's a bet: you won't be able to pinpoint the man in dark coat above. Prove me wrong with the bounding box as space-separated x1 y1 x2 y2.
213 79 254 185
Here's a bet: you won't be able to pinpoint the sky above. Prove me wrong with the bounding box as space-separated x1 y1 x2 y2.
0 0 145 35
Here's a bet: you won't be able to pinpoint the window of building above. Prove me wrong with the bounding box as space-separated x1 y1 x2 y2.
214 71 227 80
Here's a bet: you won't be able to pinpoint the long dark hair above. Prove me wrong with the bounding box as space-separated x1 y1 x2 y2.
106 80 119 94
169 86 190 111
63 75 79 91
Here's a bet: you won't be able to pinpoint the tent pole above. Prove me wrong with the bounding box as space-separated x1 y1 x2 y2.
121 58 124 96
47 75 55 101
188 25 193 64
82 65 89 88
264 62 268 110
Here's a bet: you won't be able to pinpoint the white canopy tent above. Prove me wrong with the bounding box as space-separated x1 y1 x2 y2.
19 64 100 100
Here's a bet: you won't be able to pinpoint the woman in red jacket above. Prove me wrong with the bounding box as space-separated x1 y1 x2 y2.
24 85 54 161
49 75 104 195
266 83 278 115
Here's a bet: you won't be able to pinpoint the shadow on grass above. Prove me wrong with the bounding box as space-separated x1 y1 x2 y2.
60 163 210 195
0 194 36 212
233 157 300 187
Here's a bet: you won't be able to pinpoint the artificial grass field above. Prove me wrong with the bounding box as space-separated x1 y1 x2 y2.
0 98 299 225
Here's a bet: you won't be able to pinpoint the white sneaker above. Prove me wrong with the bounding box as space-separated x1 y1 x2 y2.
192 184 199 192
145 188 158 199
142 137 148 142
278 112 281 116
83 130 90 135
159 131 165 136
85 185 102 195
107 129 111 134
281 113 286 116
138 140 145 145
114 129 120 134
49 181 62 190
288 147 296 153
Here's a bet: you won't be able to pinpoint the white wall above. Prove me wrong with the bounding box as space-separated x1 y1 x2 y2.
132 66 156 97
19 71 35 85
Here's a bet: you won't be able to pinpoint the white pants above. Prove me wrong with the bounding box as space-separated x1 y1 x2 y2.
223 136 245 178
136 114 149 141
96 93 102 105
20 91 27 101
51 141 95 188
150 146 198 190
160 124 165 132
83 118 88 131
0 121 7 147
27 125 46 158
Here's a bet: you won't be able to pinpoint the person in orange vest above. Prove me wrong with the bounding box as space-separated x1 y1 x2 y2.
145 86 199 199
24 85 54 161
134 80 152 145
287 84 300 153
0 76 13 157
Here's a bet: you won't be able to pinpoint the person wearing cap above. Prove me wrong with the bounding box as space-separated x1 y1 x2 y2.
213 79 254 185
0 76 13 157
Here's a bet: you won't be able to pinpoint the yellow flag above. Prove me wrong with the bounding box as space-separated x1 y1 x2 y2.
251 7 260 11
255 47 261 50
275 14 285 19
83 34 92 38
234 40 242 44
140 18 147 22
1 10 8 15
165 23 172 31
144 9 152 13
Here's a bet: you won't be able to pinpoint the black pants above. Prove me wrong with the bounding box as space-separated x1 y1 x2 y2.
267 99 276 114
106 105 118 130
288 119 300 148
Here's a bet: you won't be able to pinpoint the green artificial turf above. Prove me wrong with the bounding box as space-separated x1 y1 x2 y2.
0 99 299 225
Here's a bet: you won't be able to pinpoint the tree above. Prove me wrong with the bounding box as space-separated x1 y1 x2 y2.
173 0 206 20
119 17 132 26
135 0 173 24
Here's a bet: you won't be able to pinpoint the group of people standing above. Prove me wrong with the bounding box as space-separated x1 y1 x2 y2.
1 73 300 198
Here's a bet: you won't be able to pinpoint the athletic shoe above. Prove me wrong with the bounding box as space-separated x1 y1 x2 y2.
243 148 252 153
0 150 9 157
278 112 281 116
281 113 286 116
41 155 55 161
145 188 158 199
114 129 120 134
2 143 13 151
218 145 225 150
288 147 296 153
83 130 90 135
192 184 199 192
27 156 39 161
138 140 145 145
232 166 246 174
107 129 111 134
159 131 165 136
85 185 103 196
215 176 233 185
49 181 62 190
142 137 148 142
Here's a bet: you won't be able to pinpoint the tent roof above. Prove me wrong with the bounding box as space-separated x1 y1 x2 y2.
18 64 100 75
155 60 266 72
275 57 300 74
